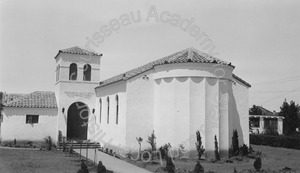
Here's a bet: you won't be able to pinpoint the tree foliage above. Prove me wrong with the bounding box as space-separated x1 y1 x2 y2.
214 135 220 160
195 130 205 160
249 105 263 115
278 99 300 135
147 130 156 160
231 130 239 156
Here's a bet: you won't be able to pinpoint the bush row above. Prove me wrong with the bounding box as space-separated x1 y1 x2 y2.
250 134 300 150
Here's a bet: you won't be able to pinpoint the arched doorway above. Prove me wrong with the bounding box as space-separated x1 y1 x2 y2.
67 102 89 140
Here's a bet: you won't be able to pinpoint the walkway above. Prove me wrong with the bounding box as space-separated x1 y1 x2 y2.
74 149 151 173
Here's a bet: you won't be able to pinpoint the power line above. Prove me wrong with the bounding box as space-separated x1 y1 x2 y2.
250 89 300 94
261 86 300 105
252 75 300 86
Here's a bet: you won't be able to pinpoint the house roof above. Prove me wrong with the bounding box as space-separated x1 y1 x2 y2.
249 106 283 118
54 46 102 59
97 47 250 88
2 91 57 108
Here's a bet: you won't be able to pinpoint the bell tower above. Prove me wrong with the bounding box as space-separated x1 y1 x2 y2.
54 46 102 140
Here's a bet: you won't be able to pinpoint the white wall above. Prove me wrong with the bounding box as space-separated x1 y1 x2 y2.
94 81 127 155
125 70 155 151
55 52 100 141
93 62 250 159
1 107 57 142
231 78 250 146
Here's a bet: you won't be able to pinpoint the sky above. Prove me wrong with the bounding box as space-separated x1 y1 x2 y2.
0 0 300 112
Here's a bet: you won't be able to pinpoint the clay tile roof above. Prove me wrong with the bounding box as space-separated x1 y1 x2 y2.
54 46 102 59
97 47 236 88
3 91 57 108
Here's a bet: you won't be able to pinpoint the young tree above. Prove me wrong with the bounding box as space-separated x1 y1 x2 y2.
195 130 205 160
136 137 143 159
231 130 239 156
147 130 156 160
278 99 300 135
214 135 220 160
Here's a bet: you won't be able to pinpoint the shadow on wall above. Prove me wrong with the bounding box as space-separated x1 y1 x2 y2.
228 83 245 148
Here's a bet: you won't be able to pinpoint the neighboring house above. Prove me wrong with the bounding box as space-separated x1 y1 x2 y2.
0 46 251 159
249 106 284 135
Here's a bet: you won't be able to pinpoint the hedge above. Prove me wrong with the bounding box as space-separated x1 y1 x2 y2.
250 134 300 150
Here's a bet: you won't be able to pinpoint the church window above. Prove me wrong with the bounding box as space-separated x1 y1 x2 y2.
69 63 77 80
107 97 110 124
26 115 39 124
116 95 119 125
83 64 91 81
99 98 102 123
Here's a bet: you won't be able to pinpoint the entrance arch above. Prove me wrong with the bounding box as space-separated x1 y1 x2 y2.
67 102 89 140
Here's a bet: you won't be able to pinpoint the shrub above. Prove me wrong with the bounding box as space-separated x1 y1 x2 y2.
253 157 262 171
214 135 220 160
250 134 300 149
44 136 52 150
239 144 249 156
231 130 239 157
77 160 89 173
147 130 156 160
195 130 205 160
58 130 62 144
193 161 204 173
165 156 175 173
96 161 106 173
178 144 185 159
263 126 279 136
136 137 143 159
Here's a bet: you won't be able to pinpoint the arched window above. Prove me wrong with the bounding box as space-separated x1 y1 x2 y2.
83 64 91 81
99 98 102 123
69 63 77 80
107 97 110 124
116 95 119 125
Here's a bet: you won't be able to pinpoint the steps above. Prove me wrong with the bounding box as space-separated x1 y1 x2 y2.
58 141 101 150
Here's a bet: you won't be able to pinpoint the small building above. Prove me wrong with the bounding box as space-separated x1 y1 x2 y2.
0 91 58 142
249 106 284 135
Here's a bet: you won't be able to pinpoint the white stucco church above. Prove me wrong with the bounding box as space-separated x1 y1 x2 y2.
0 46 250 159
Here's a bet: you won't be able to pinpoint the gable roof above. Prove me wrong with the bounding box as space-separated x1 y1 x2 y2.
54 46 102 59
96 47 251 88
249 106 278 117
2 91 57 108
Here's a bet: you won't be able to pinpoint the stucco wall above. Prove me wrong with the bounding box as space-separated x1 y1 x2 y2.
93 62 250 159
94 81 127 154
1 107 57 141
231 78 250 146
55 52 100 142
125 70 155 151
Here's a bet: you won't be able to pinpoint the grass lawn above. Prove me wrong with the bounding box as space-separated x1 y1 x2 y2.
0 148 96 173
125 145 300 173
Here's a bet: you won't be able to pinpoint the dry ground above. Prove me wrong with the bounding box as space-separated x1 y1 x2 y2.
0 145 299 173
126 145 300 173
0 148 96 173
